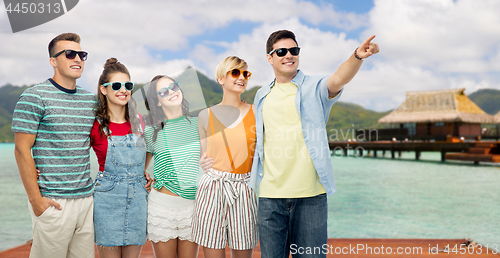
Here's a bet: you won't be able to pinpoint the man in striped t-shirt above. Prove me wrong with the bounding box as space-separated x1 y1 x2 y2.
12 33 96 258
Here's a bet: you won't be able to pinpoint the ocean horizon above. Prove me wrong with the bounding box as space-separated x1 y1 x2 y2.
1 143 499 251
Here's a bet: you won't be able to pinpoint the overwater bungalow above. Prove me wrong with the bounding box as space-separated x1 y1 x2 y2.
376 88 496 141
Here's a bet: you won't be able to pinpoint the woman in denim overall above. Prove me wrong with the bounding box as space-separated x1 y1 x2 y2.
91 58 151 258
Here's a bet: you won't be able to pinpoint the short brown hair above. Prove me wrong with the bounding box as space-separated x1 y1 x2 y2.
48 33 81 57
266 30 298 54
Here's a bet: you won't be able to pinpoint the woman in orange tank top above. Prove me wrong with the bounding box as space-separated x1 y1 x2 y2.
191 56 258 258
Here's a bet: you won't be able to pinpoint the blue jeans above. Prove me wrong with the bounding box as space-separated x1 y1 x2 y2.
258 194 328 258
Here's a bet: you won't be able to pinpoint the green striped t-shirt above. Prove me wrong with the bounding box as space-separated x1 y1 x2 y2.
11 79 96 199
144 116 201 200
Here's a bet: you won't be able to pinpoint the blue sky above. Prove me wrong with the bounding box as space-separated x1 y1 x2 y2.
1 0 499 111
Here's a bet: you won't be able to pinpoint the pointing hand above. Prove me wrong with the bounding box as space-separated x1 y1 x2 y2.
356 35 379 59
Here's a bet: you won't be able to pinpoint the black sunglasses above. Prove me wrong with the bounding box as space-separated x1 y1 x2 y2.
156 81 181 98
268 47 300 57
52 49 88 61
103 82 134 91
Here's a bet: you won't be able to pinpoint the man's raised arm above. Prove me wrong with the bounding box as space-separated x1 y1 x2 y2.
327 35 379 97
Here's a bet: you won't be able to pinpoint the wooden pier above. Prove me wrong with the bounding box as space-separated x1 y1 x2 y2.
329 141 500 164
2 239 499 257
446 142 500 164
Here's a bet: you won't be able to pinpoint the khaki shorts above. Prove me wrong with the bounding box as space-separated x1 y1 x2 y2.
28 196 94 258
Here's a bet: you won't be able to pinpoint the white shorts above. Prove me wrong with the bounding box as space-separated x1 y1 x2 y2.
28 196 95 258
191 169 258 250
147 189 195 243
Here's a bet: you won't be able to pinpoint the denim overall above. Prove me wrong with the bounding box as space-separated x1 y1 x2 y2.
93 126 148 246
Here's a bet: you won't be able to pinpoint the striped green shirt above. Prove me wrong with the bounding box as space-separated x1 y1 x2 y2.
144 116 201 200
11 79 96 199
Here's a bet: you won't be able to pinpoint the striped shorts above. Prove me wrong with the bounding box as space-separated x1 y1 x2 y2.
191 168 258 250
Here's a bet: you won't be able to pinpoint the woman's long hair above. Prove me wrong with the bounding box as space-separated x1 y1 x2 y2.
95 58 139 139
145 75 190 142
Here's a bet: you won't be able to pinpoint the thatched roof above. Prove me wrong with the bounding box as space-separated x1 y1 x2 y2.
378 88 497 124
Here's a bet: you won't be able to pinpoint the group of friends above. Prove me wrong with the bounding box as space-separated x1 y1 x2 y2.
12 30 379 258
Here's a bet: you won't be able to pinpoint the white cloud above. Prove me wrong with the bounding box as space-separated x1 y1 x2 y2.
191 17 362 87
1 0 499 112
367 0 500 72
186 0 500 111
341 61 449 111
0 0 365 93
351 0 500 110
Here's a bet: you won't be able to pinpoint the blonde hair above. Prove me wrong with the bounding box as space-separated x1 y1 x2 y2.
215 56 248 81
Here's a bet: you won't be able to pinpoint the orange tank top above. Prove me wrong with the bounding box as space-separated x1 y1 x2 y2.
207 106 256 174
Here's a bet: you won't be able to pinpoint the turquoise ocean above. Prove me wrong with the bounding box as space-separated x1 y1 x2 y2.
1 143 499 251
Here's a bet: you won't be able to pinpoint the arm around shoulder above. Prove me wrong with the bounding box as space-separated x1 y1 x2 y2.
197 108 213 172
197 108 209 136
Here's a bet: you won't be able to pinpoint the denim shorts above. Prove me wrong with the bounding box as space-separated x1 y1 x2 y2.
94 173 148 246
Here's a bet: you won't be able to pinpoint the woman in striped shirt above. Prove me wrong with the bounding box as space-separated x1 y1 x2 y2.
144 75 200 258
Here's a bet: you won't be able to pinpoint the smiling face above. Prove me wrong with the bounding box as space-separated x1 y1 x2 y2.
100 72 131 108
50 40 84 80
267 38 299 80
217 68 249 94
156 77 183 109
